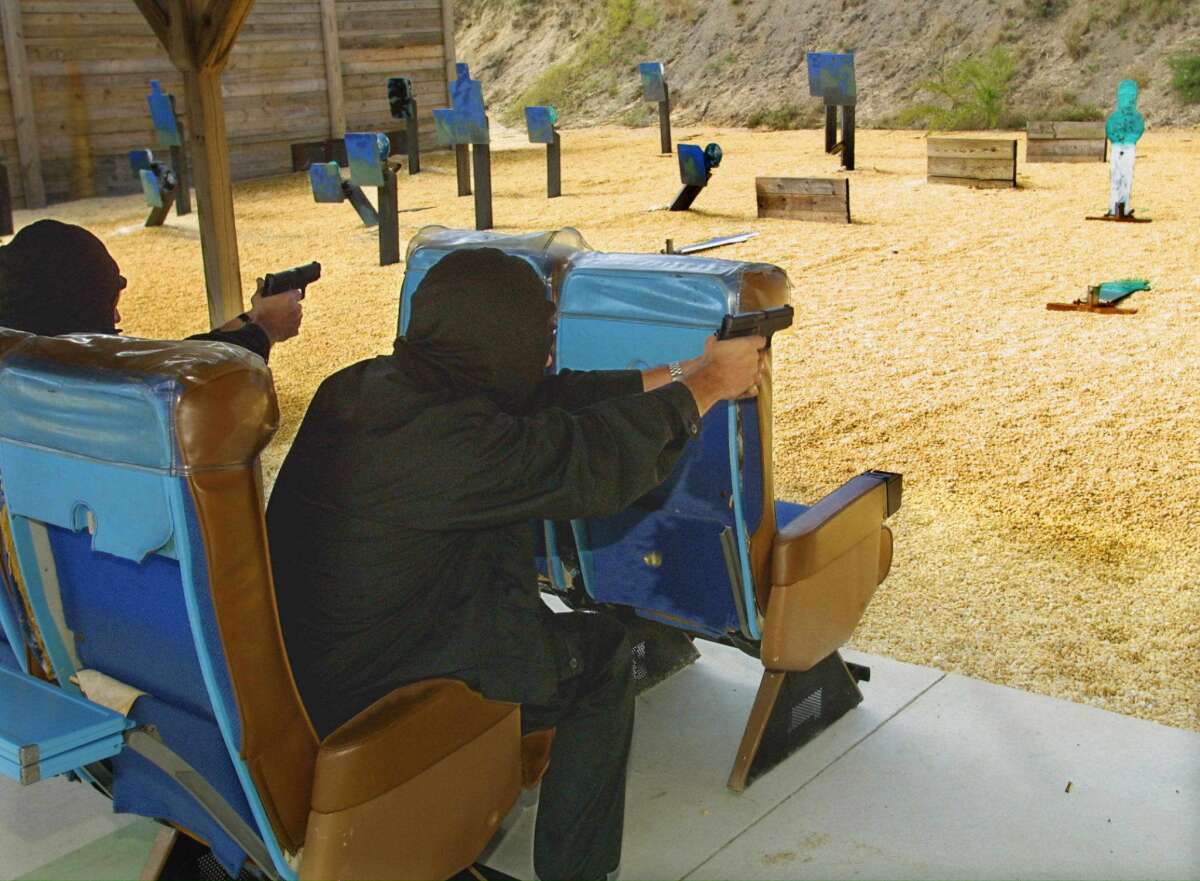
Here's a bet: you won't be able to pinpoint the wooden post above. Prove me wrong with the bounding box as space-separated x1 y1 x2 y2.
441 0 457 105
824 104 837 154
472 144 492 230
182 66 244 327
1 2 46 208
318 0 345 140
168 95 191 215
377 165 400 266
406 110 421 174
134 0 255 329
547 132 561 198
841 104 855 171
455 143 471 196
658 82 672 155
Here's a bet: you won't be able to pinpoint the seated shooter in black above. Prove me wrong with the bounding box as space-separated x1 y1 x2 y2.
267 248 764 880
0 219 301 358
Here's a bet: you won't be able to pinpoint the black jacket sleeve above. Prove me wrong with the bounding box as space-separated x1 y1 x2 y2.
395 382 701 530
529 369 643 413
186 323 271 361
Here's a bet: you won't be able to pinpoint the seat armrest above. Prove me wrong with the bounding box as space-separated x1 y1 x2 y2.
310 678 516 814
762 472 901 672
301 679 521 881
772 471 901 586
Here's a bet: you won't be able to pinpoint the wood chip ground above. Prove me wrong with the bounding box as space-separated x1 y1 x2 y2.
18 127 1197 731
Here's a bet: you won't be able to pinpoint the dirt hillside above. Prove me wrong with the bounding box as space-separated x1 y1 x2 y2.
456 0 1200 129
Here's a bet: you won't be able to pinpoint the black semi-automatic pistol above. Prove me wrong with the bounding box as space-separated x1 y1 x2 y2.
256 262 322 299
717 304 794 348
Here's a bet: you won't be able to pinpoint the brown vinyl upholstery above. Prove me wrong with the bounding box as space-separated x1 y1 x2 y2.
302 679 521 881
699 268 902 672
738 269 792 609
762 474 899 671
0 331 526 878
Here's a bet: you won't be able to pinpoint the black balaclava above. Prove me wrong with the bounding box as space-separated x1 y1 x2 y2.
0 220 124 336
394 248 555 412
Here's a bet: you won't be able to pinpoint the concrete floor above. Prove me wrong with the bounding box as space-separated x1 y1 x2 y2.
3 643 1198 881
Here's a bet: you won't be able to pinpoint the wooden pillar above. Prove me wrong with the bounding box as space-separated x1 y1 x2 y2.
658 83 672 155
318 0 345 139
135 0 255 328
0 2 46 208
841 105 855 171
824 104 837 154
441 0 457 105
547 132 561 199
181 67 243 328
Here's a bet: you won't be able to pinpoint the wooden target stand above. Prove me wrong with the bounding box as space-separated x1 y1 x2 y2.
1047 284 1139 315
1085 201 1151 223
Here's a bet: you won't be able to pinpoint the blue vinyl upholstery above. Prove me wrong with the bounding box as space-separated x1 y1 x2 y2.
556 253 781 637
397 225 591 336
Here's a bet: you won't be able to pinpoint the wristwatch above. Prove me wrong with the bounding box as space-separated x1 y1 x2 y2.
668 361 684 381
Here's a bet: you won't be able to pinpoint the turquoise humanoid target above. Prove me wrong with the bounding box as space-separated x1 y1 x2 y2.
1105 80 1145 217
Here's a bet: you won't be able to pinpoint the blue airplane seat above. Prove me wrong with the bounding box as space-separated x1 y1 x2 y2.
555 252 791 639
0 329 286 875
0 329 530 880
397 224 591 337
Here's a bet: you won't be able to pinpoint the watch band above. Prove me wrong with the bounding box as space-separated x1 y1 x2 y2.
667 361 684 381
237 311 253 324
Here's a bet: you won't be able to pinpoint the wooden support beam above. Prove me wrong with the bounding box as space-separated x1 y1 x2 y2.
441 0 457 104
318 0 346 139
164 0 196 71
197 0 256 71
133 0 171 52
0 2 46 209
181 65 244 327
132 0 255 327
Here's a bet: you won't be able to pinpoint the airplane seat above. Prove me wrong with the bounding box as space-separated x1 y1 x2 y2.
396 224 592 337
0 329 526 880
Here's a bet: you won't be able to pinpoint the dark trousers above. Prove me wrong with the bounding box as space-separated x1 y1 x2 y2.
509 611 634 881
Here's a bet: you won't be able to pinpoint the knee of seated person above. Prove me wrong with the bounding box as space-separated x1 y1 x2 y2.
583 612 634 684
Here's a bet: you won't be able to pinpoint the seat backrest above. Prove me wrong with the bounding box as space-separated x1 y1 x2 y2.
397 224 591 337
555 252 790 638
0 329 317 876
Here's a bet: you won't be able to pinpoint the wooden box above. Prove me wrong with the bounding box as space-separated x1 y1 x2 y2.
1026 121 1107 163
755 177 850 223
927 138 1017 188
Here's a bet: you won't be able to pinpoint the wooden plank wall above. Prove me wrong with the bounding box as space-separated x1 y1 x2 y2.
1026 120 1107 163
927 138 1017 189
0 0 452 207
755 177 850 223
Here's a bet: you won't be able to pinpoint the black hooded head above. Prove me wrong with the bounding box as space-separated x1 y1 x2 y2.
0 220 125 336
394 248 555 412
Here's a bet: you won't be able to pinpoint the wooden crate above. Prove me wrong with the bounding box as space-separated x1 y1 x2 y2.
927 138 1017 188
1026 120 1107 163
755 177 850 223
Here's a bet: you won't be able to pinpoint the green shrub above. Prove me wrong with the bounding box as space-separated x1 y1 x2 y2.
896 48 1017 130
745 104 820 130
1168 52 1200 103
1023 0 1067 19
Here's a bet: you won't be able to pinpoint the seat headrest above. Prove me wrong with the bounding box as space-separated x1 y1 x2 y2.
0 329 278 473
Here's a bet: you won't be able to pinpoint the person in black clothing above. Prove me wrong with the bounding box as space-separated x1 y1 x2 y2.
0 219 302 357
267 248 764 880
